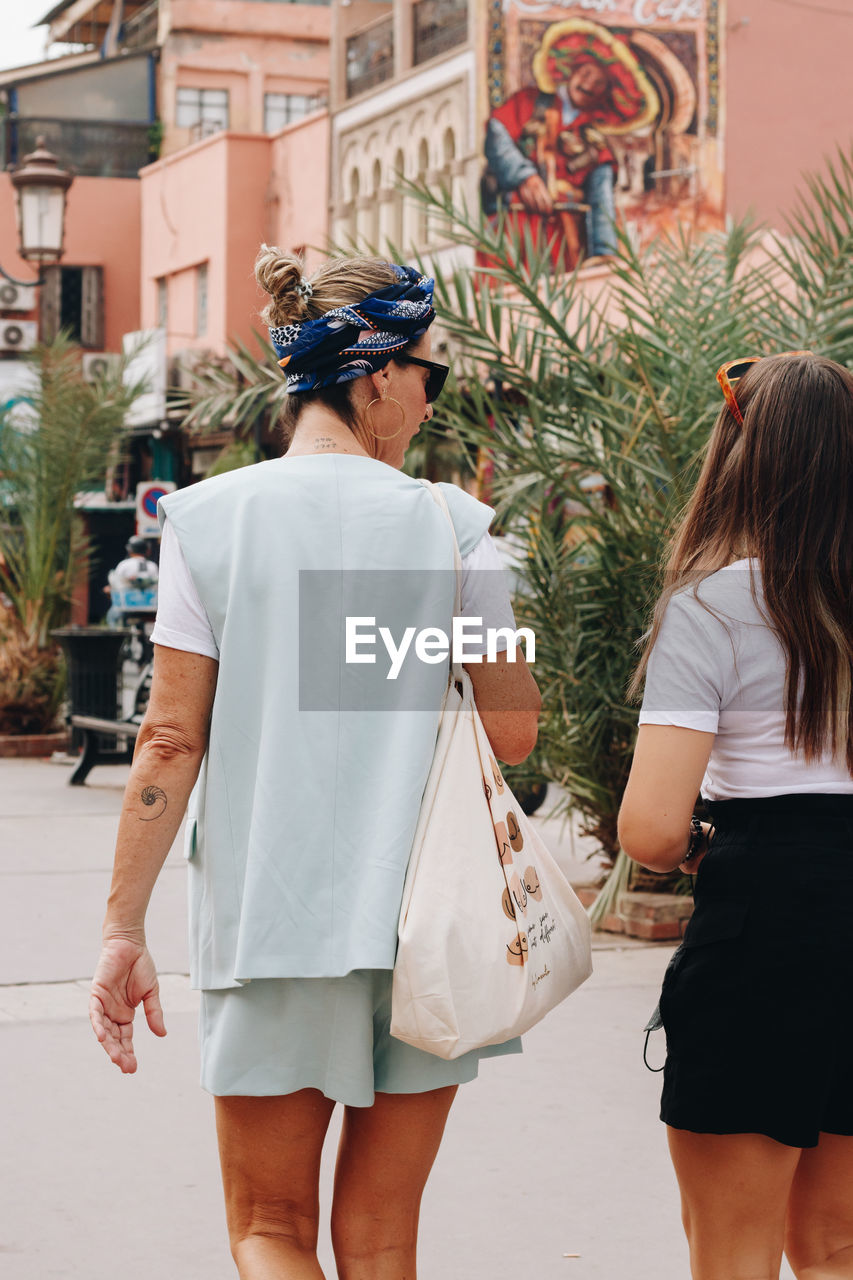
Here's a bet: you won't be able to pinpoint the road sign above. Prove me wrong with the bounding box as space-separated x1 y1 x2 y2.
136 480 175 536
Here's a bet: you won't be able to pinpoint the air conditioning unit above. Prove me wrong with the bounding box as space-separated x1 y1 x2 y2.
0 282 37 313
82 352 121 382
0 321 38 353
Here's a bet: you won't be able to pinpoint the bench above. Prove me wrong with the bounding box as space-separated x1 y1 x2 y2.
69 715 140 784
68 662 151 785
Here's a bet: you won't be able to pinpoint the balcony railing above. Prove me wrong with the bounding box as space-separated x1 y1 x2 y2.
188 119 226 143
413 0 468 66
2 116 155 179
346 16 394 99
122 0 159 50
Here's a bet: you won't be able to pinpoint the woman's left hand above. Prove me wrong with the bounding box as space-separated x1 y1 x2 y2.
618 725 715 873
89 938 167 1074
678 822 713 876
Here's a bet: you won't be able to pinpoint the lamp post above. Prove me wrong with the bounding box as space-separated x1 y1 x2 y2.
1 138 74 287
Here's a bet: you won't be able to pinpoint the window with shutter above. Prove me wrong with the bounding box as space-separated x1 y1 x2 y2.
40 266 62 344
196 262 209 337
80 266 105 350
37 265 105 349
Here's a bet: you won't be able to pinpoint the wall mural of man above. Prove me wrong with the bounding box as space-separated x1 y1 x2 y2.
483 19 659 267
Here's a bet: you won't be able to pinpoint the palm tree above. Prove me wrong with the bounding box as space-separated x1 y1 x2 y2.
402 147 853 917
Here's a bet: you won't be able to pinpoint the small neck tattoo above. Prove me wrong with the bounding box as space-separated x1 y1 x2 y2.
312 436 353 453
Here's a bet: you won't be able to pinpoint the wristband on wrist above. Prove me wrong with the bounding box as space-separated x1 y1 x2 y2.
683 814 704 863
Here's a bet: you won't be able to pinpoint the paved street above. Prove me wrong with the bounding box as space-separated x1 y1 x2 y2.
0 757 794 1280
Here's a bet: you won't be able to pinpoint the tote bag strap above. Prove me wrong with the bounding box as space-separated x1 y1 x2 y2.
418 479 464 681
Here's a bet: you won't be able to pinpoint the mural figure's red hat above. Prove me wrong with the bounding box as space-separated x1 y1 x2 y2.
532 18 659 134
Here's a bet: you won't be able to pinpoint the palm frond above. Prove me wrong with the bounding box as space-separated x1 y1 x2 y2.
0 332 147 647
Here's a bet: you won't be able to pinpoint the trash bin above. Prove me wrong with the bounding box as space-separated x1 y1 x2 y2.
51 627 130 752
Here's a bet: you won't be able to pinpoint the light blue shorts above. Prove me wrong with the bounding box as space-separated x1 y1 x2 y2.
200 969 522 1107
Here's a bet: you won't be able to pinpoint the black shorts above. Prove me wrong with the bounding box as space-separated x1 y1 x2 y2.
658 793 853 1149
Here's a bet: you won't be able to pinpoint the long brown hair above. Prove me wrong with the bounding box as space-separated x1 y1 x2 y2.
631 353 853 772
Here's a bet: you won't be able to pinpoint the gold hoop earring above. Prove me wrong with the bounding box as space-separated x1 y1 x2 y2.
365 395 406 440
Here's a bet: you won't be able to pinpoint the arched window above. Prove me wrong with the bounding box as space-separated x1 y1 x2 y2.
417 138 430 242
390 148 405 251
348 167 360 244
367 158 382 248
440 126 457 223
442 127 456 166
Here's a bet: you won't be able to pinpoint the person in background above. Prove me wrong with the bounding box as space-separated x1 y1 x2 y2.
89 249 540 1279
112 536 159 589
618 352 853 1280
105 536 159 628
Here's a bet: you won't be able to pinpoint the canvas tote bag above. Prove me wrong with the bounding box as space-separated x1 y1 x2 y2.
390 483 593 1059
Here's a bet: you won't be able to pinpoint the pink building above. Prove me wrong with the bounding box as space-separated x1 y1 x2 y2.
160 0 330 156
139 112 329 361
0 0 332 364
33 0 330 159
725 0 852 228
0 173 140 354
2 0 849 455
0 1 333 623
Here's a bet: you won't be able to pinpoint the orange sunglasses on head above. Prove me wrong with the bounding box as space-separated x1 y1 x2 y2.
715 351 814 426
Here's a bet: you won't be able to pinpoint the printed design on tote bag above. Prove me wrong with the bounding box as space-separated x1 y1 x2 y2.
482 753 565 973
506 932 529 965
526 911 557 955
524 866 542 902
493 819 514 866
481 768 527 962
506 810 524 852
510 872 528 917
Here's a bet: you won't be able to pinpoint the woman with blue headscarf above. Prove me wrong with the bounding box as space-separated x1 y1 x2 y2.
89 249 540 1278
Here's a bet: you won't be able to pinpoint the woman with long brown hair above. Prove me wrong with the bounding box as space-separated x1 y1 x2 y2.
618 352 853 1279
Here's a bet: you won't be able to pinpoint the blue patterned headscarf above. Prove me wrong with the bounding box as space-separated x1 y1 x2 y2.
269 264 435 393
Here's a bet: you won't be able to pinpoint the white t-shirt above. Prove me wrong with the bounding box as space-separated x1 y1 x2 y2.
112 556 159 585
151 516 519 662
639 560 853 800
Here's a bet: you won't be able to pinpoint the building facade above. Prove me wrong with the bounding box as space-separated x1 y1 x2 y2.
331 0 475 259
0 0 334 622
2 0 852 623
0 0 333 407
330 0 853 267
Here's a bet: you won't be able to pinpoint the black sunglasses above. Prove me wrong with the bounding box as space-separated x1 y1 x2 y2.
397 355 449 403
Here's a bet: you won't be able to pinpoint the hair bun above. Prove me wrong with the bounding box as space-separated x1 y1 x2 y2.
255 244 312 326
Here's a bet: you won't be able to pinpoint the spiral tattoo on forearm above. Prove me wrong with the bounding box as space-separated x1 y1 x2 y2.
138 785 167 821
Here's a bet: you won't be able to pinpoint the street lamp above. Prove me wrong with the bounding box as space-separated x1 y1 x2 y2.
1 138 74 287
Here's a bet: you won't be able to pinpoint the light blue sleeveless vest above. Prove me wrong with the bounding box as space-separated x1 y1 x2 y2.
159 455 493 989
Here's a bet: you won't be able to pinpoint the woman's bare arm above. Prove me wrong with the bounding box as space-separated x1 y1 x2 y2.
466 645 541 765
103 645 218 938
618 724 714 872
90 644 218 1073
